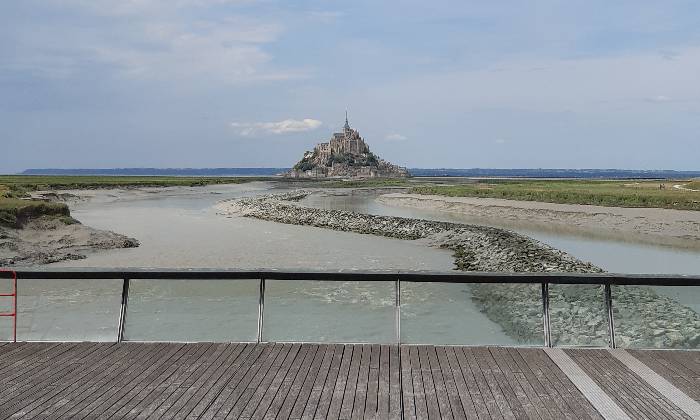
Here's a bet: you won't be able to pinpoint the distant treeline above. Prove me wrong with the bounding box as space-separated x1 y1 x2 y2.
19 167 700 179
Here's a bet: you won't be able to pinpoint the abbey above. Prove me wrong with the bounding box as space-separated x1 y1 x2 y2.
287 114 409 178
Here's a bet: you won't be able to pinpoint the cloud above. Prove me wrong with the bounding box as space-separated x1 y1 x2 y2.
231 118 322 136
494 138 506 144
646 95 672 103
6 1 303 85
385 133 407 141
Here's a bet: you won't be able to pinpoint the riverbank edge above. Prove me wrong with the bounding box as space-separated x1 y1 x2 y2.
378 192 700 249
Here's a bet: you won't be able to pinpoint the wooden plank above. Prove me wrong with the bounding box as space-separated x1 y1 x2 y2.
376 345 390 420
572 349 661 419
0 343 119 418
338 344 363 419
426 346 454 420
418 345 442 419
0 342 112 413
443 347 480 420
157 344 244 419
458 347 504 420
568 349 689 420
400 346 416 420
95 343 197 419
68 343 180 419
478 347 529 420
288 343 328 419
362 344 380 419
510 349 566 419
0 343 63 381
196 343 270 420
148 343 229 419
470 347 516 420
491 347 552 420
631 350 700 402
534 349 603 420
351 344 371 420
0 343 74 383
263 343 315 420
388 345 401 420
11 343 142 418
434 347 467 420
409 346 429 420
237 343 297 419
184 343 259 420
453 346 496 420
30 343 154 419
212 343 287 419
91 343 191 419
128 343 214 419
324 344 354 419
610 349 700 419
303 344 340 419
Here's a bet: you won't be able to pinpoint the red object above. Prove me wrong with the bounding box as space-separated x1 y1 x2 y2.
0 270 17 342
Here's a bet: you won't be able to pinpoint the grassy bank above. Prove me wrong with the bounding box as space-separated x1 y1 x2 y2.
0 198 72 227
409 179 700 210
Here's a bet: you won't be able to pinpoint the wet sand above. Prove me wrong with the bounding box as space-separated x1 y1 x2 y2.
379 193 700 249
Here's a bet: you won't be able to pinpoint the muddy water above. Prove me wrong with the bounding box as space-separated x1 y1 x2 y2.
3 185 697 345
2 184 517 345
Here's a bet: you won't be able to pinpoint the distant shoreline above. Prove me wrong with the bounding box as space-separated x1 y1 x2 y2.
16 167 700 179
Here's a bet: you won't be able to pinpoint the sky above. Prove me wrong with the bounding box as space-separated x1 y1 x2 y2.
1 0 700 173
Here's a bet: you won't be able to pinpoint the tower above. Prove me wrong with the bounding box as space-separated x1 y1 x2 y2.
344 110 350 132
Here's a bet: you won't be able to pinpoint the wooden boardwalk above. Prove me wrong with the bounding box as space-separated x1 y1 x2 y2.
0 342 698 419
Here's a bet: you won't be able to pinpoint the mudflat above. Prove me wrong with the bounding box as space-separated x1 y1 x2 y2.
379 193 700 249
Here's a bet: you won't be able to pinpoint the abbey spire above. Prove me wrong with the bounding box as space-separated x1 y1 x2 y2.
344 110 350 132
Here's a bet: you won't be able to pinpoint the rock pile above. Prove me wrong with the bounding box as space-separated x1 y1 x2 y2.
222 191 700 348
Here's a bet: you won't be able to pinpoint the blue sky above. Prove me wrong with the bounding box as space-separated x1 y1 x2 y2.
2 0 699 172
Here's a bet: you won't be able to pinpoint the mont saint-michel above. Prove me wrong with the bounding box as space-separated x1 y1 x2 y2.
286 114 409 178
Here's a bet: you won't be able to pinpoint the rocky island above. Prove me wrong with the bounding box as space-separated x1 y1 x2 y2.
286 113 409 178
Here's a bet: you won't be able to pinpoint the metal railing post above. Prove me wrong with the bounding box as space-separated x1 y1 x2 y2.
541 282 552 347
117 278 130 343
605 283 616 348
257 278 265 343
395 278 401 344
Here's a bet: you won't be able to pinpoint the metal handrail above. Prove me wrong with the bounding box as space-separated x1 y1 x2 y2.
6 268 700 285
2 269 700 346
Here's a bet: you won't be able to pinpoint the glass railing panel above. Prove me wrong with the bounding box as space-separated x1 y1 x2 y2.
17 279 122 341
549 284 608 346
124 279 258 342
264 280 394 343
401 283 543 345
613 285 700 349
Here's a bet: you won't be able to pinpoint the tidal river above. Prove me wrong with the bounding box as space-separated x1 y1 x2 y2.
3 182 699 345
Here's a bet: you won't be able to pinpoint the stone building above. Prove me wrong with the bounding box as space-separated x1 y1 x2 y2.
287 113 409 179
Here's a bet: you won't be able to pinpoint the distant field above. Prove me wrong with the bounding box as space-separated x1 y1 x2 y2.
0 175 271 198
409 179 700 210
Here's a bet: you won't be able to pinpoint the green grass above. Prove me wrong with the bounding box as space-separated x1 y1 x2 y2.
0 198 71 227
409 179 700 211
685 180 700 190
